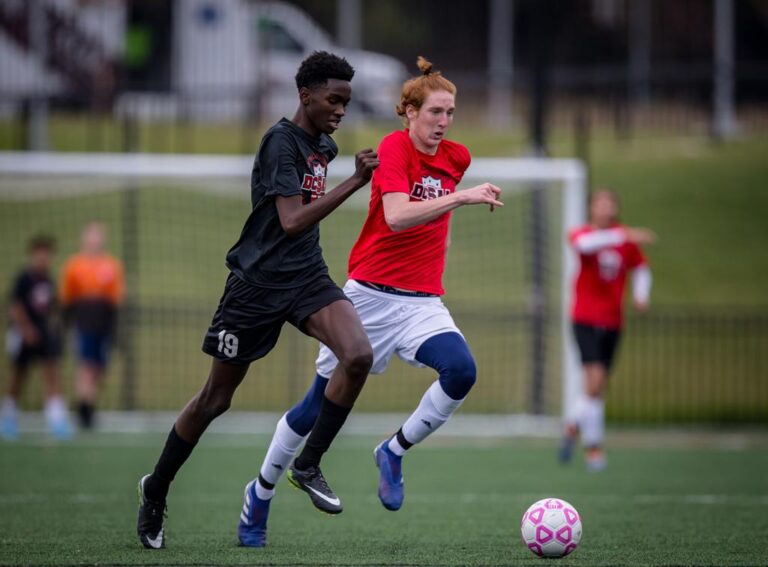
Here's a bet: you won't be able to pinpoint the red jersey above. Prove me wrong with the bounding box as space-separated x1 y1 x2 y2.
347 130 471 295
569 224 647 329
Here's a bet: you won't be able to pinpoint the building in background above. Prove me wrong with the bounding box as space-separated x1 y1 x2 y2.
0 0 407 130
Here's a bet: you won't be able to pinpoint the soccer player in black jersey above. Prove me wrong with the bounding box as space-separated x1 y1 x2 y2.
3 235 71 441
137 52 378 549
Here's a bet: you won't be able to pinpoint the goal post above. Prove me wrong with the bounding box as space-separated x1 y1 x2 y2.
0 151 586 422
462 157 587 425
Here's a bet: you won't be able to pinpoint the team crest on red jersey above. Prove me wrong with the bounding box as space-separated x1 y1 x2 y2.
302 153 328 204
410 175 450 201
597 249 623 280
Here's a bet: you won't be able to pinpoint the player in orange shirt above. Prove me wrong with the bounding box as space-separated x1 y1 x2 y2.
60 222 125 429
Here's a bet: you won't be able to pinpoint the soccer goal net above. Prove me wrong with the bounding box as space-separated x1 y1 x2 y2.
0 152 586 421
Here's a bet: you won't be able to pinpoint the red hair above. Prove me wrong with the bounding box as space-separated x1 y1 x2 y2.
396 56 456 121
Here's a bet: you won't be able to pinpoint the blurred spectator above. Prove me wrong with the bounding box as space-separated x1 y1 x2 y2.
2 235 72 441
61 222 125 430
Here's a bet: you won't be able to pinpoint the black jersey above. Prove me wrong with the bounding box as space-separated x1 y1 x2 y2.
226 118 338 289
9 268 57 332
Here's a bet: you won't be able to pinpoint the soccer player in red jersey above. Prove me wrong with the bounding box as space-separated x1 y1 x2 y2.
242 56 503 540
560 189 655 471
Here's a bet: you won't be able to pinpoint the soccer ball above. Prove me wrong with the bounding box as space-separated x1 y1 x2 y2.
520 497 582 558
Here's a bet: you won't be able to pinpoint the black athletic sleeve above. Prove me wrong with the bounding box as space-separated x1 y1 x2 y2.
10 272 26 302
261 131 302 198
324 135 339 162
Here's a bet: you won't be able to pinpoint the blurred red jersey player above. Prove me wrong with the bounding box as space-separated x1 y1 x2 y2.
560 189 656 471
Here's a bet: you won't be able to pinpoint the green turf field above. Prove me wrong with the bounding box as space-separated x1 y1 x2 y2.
1 432 767 566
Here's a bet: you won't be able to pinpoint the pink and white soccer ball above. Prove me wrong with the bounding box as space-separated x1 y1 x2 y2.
520 497 582 558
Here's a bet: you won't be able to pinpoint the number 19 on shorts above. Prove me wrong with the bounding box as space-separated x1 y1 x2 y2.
217 330 239 358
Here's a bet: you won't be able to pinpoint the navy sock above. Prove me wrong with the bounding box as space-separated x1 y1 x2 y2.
77 402 95 429
285 374 328 436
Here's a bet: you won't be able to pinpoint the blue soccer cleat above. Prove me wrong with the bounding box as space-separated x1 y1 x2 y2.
374 439 404 511
49 418 73 441
238 479 270 547
586 447 607 472
558 424 578 464
1 414 19 441
558 435 576 464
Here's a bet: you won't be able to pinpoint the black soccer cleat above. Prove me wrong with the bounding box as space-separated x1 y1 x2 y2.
137 474 167 549
286 463 343 515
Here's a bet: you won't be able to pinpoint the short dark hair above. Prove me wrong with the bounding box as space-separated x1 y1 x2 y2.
28 234 56 252
295 51 354 90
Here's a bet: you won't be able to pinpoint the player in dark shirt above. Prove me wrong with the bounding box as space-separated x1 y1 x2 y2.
2 235 72 441
137 51 379 549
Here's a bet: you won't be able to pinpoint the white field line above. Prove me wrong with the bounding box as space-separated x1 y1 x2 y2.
1 492 766 506
7 410 563 438
7 411 768 449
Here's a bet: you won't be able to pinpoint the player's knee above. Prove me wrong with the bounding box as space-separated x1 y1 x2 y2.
194 388 232 422
340 343 373 379
440 350 477 400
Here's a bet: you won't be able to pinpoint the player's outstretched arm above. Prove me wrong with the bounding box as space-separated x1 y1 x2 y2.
275 149 378 237
383 182 503 232
572 227 656 254
626 227 657 245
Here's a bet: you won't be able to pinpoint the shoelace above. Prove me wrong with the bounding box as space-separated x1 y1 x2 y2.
143 500 167 527
310 468 332 493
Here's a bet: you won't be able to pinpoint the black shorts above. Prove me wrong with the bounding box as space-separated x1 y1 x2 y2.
202 272 349 365
573 323 621 370
6 328 62 368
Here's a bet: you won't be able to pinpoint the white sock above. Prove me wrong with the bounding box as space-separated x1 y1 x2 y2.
397 381 465 450
2 396 17 419
44 396 68 426
255 482 275 501
257 413 306 499
580 396 605 448
565 394 586 433
388 436 407 456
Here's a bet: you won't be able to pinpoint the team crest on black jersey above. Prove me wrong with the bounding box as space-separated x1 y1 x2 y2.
410 175 450 201
302 153 328 204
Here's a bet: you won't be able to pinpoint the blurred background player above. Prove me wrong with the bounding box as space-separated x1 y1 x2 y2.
560 188 655 471
60 221 125 430
245 55 504 542
136 51 378 550
2 235 71 441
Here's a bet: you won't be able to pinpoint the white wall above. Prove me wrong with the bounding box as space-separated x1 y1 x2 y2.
172 0 258 120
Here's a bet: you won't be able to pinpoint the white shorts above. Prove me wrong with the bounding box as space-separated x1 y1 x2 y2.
316 280 463 377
